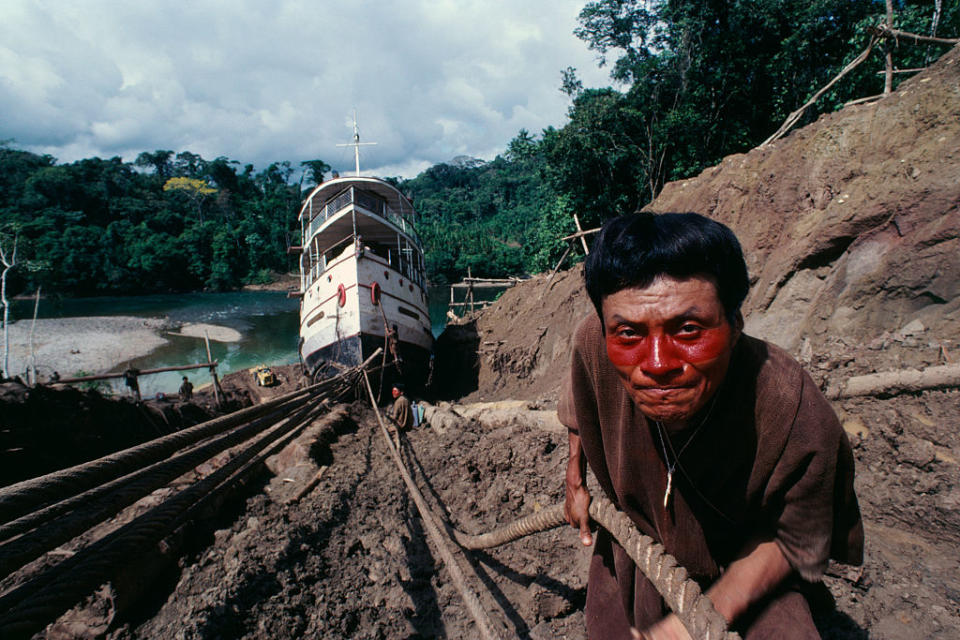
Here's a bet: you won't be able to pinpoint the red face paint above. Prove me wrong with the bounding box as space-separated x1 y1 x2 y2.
604 324 732 371
601 277 740 427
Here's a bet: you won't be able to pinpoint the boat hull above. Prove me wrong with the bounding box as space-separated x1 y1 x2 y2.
302 332 432 392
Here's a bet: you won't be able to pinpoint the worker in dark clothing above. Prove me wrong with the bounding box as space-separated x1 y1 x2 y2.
179 376 194 401
123 368 141 402
389 383 413 447
391 383 412 431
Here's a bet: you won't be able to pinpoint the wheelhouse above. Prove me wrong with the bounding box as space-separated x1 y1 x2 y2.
298 177 425 292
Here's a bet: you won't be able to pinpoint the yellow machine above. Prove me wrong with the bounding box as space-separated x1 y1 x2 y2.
252 365 276 387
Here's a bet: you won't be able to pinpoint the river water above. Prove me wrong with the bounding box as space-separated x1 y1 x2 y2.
9 285 501 396
11 292 300 396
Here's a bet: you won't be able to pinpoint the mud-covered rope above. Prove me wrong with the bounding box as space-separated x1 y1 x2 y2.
450 496 738 640
0 381 334 522
0 393 342 577
362 371 502 640
0 397 333 639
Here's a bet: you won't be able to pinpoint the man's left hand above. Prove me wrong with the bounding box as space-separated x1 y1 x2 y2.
636 614 691 640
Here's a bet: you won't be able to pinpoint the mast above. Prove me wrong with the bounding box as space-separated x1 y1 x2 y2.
336 112 376 176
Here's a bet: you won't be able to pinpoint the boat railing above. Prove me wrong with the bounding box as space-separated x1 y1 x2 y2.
309 234 356 283
307 186 421 248
306 239 426 292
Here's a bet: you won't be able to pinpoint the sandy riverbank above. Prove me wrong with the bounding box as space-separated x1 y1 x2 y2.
168 322 242 342
2 316 170 380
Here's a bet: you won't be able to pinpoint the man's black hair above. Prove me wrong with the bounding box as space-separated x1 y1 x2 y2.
584 212 749 322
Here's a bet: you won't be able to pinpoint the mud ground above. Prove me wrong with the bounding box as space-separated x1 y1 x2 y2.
96 390 960 639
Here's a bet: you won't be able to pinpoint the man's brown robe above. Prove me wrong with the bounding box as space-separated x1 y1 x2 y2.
558 314 863 638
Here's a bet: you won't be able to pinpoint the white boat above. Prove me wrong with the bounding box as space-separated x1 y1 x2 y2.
295 131 433 389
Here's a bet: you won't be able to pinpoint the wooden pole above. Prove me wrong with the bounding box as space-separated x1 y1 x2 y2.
884 0 894 95
561 227 601 242
573 214 590 255
204 332 223 409
873 24 959 45
54 361 219 384
539 244 573 301
28 286 40 386
467 267 474 314
763 35 879 146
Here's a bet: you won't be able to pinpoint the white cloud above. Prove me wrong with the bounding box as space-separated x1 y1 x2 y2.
0 0 611 178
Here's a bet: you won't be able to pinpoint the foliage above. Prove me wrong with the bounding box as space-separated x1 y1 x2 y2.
0 145 306 297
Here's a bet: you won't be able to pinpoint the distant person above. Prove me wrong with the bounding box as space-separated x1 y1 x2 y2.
49 371 61 383
386 323 404 373
179 376 194 401
390 383 412 435
560 212 862 639
123 368 141 402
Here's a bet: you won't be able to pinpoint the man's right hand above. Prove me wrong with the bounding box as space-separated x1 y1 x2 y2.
565 478 593 546
565 431 593 546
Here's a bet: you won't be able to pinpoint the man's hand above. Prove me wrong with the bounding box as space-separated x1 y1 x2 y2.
636 614 691 640
565 431 593 546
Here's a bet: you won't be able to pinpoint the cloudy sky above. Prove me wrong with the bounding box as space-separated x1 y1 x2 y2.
0 0 613 178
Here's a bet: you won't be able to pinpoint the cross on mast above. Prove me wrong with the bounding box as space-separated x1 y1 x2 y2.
335 113 376 176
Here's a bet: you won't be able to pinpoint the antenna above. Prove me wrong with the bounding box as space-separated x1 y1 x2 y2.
335 111 376 176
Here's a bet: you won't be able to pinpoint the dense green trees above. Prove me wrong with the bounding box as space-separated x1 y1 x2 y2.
1 1 956 296
0 144 304 297
406 0 958 280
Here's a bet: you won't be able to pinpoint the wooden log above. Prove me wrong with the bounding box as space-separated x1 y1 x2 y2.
450 281 518 289
827 363 960 399
54 361 218 385
875 67 928 75
844 94 885 107
456 277 521 284
870 24 960 45
560 227 602 242
204 332 223 409
573 213 590 255
884 0 894 95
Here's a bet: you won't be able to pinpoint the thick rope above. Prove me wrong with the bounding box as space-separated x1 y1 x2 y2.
0 386 320 522
362 371 502 640
0 398 332 639
449 495 737 639
0 389 346 577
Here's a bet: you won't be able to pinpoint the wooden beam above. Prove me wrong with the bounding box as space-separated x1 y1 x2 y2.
874 67 928 75
561 227 602 242
573 214 590 255
884 0 894 95
870 24 960 45
53 361 218 385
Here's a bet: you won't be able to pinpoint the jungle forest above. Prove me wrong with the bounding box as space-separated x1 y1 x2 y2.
1 0 956 296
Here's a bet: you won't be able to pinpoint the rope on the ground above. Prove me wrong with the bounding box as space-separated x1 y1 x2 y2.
361 370 502 640
0 395 336 640
0 396 333 577
0 373 348 523
449 495 737 640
